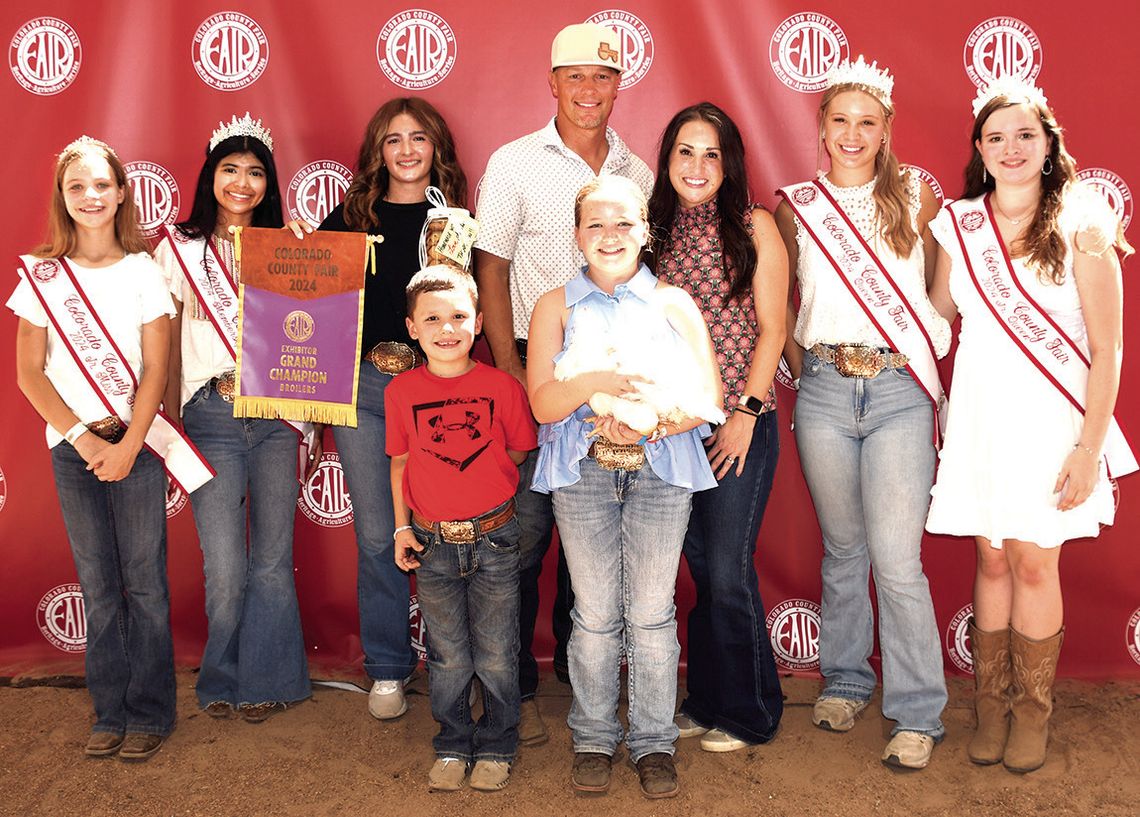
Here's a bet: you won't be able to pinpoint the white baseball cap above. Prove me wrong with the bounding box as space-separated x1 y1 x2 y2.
550 23 625 72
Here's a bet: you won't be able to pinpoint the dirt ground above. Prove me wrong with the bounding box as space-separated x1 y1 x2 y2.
0 671 1137 817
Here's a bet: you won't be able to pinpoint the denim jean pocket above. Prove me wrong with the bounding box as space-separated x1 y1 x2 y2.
887 364 914 381
801 350 823 378
412 526 438 561
481 517 521 552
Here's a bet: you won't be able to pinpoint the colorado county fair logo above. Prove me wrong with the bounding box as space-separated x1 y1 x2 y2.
376 10 456 90
298 451 353 527
287 161 353 227
946 603 974 674
769 13 848 93
9 17 81 96
775 356 796 391
37 583 86 653
766 598 821 671
585 10 654 90
192 12 269 91
963 17 1042 88
0 465 6 513
409 593 427 660
125 161 180 240
1127 608 1140 666
165 479 188 519
902 164 944 204
1077 169 1133 231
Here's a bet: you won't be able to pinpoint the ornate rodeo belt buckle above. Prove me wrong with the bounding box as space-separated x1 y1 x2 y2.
86 416 126 443
439 520 476 544
368 342 417 375
833 345 885 378
590 438 646 471
215 370 237 402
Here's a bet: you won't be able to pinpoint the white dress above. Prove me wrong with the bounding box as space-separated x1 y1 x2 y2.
926 185 1121 548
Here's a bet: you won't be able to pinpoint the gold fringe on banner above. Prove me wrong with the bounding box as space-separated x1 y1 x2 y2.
232 395 357 427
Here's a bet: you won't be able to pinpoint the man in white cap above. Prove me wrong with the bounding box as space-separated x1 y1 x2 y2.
473 20 654 783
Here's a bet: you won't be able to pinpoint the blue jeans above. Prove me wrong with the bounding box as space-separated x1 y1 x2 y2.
413 513 521 762
680 410 783 743
332 363 417 683
794 350 946 737
51 444 176 736
183 387 310 707
554 458 692 761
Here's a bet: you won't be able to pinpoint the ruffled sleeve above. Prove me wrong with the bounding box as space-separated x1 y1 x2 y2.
928 206 957 253
1059 181 1121 253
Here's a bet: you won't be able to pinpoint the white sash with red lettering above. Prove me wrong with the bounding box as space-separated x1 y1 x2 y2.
17 255 215 492
160 226 310 446
779 179 946 441
946 196 1137 478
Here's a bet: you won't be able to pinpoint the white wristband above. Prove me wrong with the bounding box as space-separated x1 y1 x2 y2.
64 422 88 445
393 525 412 539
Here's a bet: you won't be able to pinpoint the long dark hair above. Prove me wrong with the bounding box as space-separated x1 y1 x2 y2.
964 96 1078 284
341 97 467 232
647 102 756 302
176 134 283 242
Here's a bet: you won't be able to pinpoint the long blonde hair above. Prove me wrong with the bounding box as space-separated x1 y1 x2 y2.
818 85 917 258
33 138 149 259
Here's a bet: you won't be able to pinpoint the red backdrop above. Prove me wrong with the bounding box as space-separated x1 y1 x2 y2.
2 1 1138 681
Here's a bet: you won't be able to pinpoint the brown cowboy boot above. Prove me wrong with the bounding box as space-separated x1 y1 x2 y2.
1004 626 1064 773
967 618 1011 765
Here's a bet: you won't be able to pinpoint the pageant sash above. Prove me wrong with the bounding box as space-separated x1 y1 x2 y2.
232 227 368 426
17 255 215 492
779 179 946 441
160 226 309 444
947 197 1137 478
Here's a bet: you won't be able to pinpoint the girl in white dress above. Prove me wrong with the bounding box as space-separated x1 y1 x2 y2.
927 80 1134 773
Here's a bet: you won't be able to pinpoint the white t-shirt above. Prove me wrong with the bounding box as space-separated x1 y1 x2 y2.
7 252 175 447
475 117 654 339
154 234 238 410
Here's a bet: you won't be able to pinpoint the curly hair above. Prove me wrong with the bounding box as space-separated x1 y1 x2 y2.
341 97 467 232
818 85 918 259
647 102 758 303
962 95 1131 283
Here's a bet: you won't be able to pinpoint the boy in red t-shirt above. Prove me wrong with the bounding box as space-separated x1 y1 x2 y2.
386 266 537 793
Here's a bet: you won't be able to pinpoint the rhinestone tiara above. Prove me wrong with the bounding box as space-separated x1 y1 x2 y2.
971 77 1049 118
209 112 274 153
825 55 894 106
58 135 117 161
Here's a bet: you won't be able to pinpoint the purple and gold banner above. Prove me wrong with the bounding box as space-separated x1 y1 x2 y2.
233 228 367 426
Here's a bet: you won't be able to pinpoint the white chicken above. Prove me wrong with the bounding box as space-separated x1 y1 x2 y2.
553 307 726 434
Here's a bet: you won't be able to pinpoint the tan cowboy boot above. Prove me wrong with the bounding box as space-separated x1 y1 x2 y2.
967 618 1011 765
1004 626 1064 773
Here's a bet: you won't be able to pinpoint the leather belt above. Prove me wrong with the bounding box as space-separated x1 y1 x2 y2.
367 341 421 375
86 416 126 443
587 437 645 471
810 343 909 379
412 499 516 545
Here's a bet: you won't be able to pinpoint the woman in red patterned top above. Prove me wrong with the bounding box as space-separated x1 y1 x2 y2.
648 101 788 751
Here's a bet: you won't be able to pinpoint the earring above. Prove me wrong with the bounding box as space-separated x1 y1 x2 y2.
1042 157 1053 176
982 166 987 184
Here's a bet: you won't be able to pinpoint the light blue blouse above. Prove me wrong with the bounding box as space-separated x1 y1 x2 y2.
531 265 717 494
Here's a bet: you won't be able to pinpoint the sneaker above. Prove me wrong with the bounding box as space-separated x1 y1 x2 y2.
84 730 124 757
369 679 408 720
118 733 164 762
571 752 613 792
469 759 511 791
881 731 935 770
518 699 549 747
428 757 469 791
630 752 679 799
204 701 237 719
700 728 753 753
240 701 287 723
675 713 710 739
812 696 868 732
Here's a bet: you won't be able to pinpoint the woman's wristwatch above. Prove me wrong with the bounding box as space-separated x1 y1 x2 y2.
739 394 767 415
